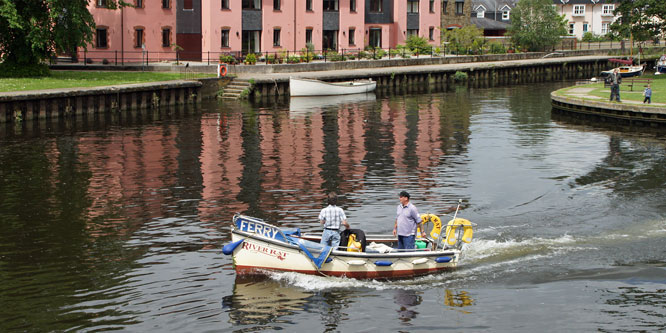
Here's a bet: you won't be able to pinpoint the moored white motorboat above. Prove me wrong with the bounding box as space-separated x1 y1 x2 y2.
601 65 645 78
655 55 666 75
223 209 474 280
289 77 376 97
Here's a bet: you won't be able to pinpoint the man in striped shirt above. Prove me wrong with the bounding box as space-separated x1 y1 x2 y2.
319 193 350 247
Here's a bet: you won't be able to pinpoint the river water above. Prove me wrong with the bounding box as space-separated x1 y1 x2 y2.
1 82 664 332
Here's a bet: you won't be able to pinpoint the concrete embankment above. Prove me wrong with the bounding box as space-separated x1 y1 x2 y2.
2 48 663 124
551 87 666 127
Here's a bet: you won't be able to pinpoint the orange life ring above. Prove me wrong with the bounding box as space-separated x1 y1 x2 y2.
219 64 227 77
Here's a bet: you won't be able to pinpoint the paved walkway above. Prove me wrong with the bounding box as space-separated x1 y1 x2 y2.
233 55 616 83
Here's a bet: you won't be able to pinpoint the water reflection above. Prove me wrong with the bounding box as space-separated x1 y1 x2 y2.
222 276 311 326
394 289 422 323
444 289 474 309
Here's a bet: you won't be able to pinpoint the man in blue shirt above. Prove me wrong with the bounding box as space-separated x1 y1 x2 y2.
319 193 350 247
393 191 425 249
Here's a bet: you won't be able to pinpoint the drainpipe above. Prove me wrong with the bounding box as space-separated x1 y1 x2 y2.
121 4 124 65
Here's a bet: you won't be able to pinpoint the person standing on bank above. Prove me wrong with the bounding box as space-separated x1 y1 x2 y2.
609 68 622 102
643 84 652 104
319 193 350 247
393 191 425 250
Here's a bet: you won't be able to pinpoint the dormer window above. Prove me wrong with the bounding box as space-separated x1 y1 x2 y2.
501 5 510 20
602 4 614 16
573 5 585 16
476 5 485 18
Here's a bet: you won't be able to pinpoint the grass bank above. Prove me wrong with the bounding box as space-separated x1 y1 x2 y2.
554 73 666 105
0 71 215 93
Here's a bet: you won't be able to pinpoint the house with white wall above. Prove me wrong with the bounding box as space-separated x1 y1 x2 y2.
552 0 619 39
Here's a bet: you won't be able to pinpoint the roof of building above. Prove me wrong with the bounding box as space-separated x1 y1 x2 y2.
551 0 618 4
471 17 510 30
471 0 518 12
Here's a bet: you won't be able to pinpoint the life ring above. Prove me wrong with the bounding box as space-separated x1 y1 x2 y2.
444 218 473 246
420 214 442 239
218 64 227 77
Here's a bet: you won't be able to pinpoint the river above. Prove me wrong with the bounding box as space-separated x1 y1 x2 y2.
0 82 664 332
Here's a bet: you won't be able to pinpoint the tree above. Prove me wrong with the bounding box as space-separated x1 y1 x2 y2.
0 0 119 77
444 25 486 55
507 0 567 52
610 0 666 43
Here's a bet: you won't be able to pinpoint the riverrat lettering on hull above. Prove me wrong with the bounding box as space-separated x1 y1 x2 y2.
242 241 287 261
237 219 280 239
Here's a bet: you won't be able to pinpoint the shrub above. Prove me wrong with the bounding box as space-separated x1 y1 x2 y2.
487 41 506 54
453 71 468 82
406 35 431 54
219 54 236 64
0 62 49 78
299 48 314 62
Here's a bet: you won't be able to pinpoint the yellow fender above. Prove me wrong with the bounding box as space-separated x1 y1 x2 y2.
444 218 474 246
420 214 442 239
347 234 362 252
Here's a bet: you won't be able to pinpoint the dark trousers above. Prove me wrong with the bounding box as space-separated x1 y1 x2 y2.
643 96 651 104
610 84 621 102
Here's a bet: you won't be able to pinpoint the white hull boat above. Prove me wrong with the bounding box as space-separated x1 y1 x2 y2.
223 211 474 280
601 65 645 78
289 77 376 97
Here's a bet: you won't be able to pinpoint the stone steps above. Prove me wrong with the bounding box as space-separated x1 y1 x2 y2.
221 79 252 99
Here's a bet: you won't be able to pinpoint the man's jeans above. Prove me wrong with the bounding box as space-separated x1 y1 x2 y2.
397 234 416 249
321 229 340 247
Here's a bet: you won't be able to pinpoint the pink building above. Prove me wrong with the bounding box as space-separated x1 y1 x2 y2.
85 0 440 62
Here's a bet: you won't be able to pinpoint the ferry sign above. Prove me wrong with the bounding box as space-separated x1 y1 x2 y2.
236 218 283 240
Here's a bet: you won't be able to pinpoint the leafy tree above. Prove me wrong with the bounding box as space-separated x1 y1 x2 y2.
444 25 486 55
610 0 666 42
507 0 567 52
0 0 119 77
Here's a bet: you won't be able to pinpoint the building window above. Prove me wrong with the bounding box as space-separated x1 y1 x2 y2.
162 0 170 9
242 0 261 9
95 28 108 48
573 5 585 16
306 28 313 45
601 23 609 34
135 28 144 48
184 0 193 10
349 28 355 45
162 28 171 47
350 0 356 12
476 6 485 18
369 0 382 13
442 1 447 14
408 0 419 13
221 0 229 9
96 0 107 8
274 0 280 10
221 29 230 47
456 2 464 15
602 4 614 15
429 0 435 13
583 23 588 33
135 0 143 8
273 28 281 46
568 23 574 35
407 29 418 37
502 9 510 20
429 27 434 41
323 0 338 11
306 0 312 11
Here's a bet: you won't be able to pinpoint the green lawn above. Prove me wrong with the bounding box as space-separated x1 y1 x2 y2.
557 73 666 105
0 71 216 93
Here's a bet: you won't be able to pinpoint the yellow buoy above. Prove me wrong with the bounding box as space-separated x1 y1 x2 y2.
444 218 474 246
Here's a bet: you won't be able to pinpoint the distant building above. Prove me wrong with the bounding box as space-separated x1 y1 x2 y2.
470 0 517 36
85 0 442 62
552 0 620 39
441 0 473 30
